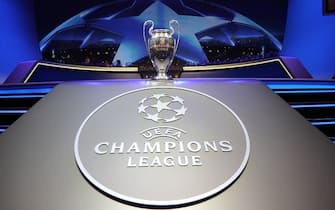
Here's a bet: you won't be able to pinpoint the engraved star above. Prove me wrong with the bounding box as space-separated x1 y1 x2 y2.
151 100 171 112
171 96 184 104
138 103 147 113
145 113 161 122
139 97 147 104
164 116 179 123
151 93 166 100
175 105 187 116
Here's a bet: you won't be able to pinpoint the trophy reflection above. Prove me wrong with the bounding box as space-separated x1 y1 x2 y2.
143 20 180 80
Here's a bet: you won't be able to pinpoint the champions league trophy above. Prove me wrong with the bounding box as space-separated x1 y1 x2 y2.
143 19 180 80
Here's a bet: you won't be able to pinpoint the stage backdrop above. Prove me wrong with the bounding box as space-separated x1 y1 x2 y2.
35 0 288 67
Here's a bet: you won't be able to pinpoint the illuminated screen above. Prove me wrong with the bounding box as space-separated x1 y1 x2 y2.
35 0 288 67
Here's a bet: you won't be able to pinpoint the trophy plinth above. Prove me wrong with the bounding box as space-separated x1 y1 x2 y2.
143 20 180 80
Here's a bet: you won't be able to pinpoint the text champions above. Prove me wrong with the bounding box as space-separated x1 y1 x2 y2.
94 140 232 168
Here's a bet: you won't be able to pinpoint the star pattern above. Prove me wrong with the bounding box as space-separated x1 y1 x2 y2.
45 0 224 65
41 0 282 65
138 93 187 123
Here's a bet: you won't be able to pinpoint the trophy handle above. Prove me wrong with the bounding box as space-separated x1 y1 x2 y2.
143 20 154 55
169 19 180 57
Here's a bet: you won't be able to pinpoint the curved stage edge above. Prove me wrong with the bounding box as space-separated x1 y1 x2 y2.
0 56 333 143
4 56 310 84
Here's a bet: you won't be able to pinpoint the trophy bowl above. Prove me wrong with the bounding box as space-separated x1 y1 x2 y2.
143 20 180 80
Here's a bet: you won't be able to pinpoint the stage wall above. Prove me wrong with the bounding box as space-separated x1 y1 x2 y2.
0 0 41 83
281 0 335 79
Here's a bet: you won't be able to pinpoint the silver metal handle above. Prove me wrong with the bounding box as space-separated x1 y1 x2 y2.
143 20 154 56
169 19 180 58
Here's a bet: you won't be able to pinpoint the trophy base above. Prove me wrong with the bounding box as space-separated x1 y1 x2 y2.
153 76 171 80
153 72 171 80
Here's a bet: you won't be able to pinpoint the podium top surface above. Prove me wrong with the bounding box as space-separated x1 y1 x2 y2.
0 78 334 210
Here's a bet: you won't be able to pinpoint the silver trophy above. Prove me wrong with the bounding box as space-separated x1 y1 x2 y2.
143 19 180 80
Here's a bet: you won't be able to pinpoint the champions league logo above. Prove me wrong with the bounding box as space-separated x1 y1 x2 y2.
74 87 250 207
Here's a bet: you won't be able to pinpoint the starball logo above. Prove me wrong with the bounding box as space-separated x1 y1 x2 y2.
138 93 188 141
74 87 250 207
138 93 187 123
